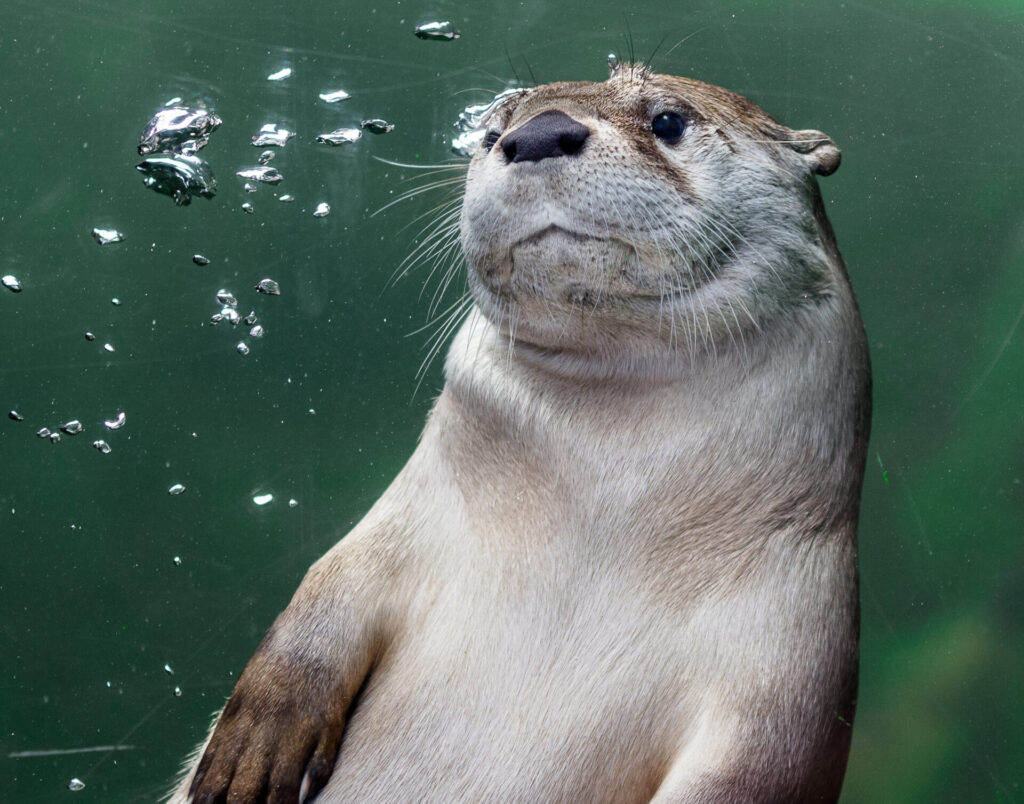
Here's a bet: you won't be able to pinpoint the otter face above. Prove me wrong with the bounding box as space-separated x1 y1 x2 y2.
460 67 841 356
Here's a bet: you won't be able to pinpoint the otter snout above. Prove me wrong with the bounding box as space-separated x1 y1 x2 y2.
500 109 590 163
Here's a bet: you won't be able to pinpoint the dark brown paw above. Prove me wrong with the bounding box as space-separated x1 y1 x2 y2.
188 655 347 803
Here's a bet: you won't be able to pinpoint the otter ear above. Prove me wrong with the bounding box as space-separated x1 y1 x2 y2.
778 128 841 176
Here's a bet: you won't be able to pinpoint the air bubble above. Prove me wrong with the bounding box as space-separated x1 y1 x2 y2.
236 342 250 355
61 420 83 435
253 493 273 506
103 343 115 352
216 289 238 308
288 498 298 508
361 119 394 134
414 20 460 40
236 166 283 184
243 311 258 325
242 202 254 214
9 410 24 421
93 440 112 454
168 483 186 495
36 427 51 438
267 67 292 81
258 150 275 165
316 128 361 146
244 182 258 193
84 332 96 340
67 778 85 792
92 228 125 245
250 324 264 338
452 87 525 156
255 278 281 295
164 664 174 675
192 254 210 265
104 412 126 430
138 106 221 156
173 686 183 697
111 298 121 306
137 154 216 205
278 194 295 203
172 555 182 566
319 89 351 103
251 123 295 148
313 202 331 218
49 432 61 444
2 275 22 292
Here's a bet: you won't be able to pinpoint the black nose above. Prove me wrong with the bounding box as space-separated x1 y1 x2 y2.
500 110 590 163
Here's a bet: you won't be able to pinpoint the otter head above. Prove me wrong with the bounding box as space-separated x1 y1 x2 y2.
460 65 842 364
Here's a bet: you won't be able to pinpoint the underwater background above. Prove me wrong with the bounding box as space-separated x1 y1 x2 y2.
1 0 1022 801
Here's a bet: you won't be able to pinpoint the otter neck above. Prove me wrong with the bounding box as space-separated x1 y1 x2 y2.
435 305 863 553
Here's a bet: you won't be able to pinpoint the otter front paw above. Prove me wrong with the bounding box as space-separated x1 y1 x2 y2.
189 653 350 804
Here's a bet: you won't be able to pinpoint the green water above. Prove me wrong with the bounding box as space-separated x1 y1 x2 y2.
1 0 1021 801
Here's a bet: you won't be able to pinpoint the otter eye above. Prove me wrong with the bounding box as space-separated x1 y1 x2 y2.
482 129 500 151
651 112 686 144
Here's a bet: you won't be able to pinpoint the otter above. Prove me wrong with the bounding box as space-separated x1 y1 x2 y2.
170 63 870 803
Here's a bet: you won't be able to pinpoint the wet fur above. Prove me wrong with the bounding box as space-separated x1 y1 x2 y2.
169 66 870 803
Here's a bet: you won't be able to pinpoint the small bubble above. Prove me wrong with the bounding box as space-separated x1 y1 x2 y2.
255 278 281 295
92 439 112 454
111 297 121 306
36 427 51 438
251 123 294 147
278 194 295 203
288 498 298 508
103 343 115 353
313 202 331 218
414 20 460 40
104 412 126 430
243 311 258 325
2 274 22 292
164 664 174 675
258 150 275 165
92 228 125 245
192 254 210 266
319 88 351 103
236 342 250 355
216 289 238 308
316 128 361 146
361 118 395 134
236 166 283 184
173 686 183 697
61 420 83 435
172 555 182 566
84 332 96 341
242 202 254 214
168 483 186 495
267 67 292 81
67 778 85 792
49 432 61 444
253 493 273 506
250 324 264 338
9 410 24 421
